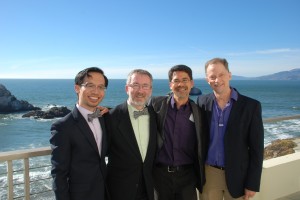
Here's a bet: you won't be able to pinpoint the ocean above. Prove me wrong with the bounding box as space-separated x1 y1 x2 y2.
0 79 300 199
0 79 300 152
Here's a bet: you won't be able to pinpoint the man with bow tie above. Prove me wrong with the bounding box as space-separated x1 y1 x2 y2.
50 67 109 200
105 69 157 200
149 65 206 200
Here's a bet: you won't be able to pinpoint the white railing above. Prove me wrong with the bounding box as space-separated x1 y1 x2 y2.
0 147 53 200
0 115 300 199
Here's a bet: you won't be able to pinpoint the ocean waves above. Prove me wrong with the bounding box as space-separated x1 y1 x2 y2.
264 119 300 146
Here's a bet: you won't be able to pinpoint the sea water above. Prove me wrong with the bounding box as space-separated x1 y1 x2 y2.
1 79 299 151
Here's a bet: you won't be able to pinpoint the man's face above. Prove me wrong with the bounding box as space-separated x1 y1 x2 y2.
126 73 152 109
169 71 194 100
75 72 106 111
206 62 232 95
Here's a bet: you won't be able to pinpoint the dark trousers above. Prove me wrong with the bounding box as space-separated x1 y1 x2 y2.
153 166 197 200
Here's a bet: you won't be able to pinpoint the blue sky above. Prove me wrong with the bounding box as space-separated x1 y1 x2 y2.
1 0 300 79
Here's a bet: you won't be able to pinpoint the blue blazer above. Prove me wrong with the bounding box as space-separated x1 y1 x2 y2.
197 89 264 198
50 106 108 200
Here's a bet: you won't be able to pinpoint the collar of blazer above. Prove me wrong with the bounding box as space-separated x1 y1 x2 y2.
71 107 102 155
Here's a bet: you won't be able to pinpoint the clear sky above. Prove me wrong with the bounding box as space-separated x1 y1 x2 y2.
1 0 300 79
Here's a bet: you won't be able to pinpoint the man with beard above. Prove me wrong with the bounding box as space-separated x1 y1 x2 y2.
150 65 205 200
105 69 157 200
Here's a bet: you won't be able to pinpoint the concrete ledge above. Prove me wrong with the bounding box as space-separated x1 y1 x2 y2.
253 152 300 200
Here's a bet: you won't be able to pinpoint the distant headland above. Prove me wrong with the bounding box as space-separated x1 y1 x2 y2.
231 68 300 80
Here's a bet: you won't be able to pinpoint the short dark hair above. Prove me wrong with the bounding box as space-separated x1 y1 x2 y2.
168 64 193 81
205 58 229 73
75 67 108 87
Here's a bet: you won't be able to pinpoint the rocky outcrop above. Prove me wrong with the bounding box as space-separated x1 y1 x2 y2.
0 84 40 113
22 106 71 119
264 139 297 160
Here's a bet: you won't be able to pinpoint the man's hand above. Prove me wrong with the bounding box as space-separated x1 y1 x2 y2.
97 106 109 115
244 189 256 200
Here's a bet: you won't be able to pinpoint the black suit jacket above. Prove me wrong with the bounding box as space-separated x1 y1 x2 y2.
50 106 108 200
105 102 157 200
197 89 264 198
150 95 206 192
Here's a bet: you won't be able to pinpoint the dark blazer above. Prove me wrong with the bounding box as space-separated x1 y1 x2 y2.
197 89 264 198
50 106 108 200
150 95 206 192
105 102 157 200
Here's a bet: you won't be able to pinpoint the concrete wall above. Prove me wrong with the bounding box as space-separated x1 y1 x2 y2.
253 152 300 200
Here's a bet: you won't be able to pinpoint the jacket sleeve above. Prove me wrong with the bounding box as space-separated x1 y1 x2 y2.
50 121 71 200
246 101 264 191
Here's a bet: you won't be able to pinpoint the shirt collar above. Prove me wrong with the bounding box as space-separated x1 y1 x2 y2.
230 87 238 101
76 104 94 122
213 87 238 102
170 94 189 109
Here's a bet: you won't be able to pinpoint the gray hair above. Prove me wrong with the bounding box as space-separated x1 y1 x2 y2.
126 69 153 84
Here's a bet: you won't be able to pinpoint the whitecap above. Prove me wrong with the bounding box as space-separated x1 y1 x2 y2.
41 104 66 111
264 119 300 145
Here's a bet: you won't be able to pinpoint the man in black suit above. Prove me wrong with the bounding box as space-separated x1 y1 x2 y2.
50 67 109 200
197 58 264 200
150 65 205 200
105 69 157 200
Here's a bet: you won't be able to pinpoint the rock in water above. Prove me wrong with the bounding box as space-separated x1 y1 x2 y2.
0 84 40 113
22 106 71 119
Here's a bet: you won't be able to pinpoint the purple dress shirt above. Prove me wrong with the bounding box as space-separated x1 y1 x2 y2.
157 96 197 166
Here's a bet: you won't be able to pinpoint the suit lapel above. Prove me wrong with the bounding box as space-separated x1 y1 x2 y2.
160 96 171 140
72 107 100 155
207 94 214 130
226 93 244 134
99 116 107 156
191 101 201 140
143 106 156 162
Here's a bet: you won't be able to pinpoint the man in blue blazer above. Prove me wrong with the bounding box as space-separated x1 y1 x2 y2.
50 67 109 200
197 58 264 200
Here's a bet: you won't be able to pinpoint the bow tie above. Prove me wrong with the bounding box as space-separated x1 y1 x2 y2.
87 109 102 122
133 107 148 119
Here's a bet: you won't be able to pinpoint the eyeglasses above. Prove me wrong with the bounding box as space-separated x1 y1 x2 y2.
171 78 190 85
128 83 152 90
81 82 106 92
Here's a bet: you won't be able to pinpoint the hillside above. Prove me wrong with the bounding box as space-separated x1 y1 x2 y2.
255 68 300 80
232 68 300 80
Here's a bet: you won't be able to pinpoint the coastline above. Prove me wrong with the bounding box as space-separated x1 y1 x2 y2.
263 114 300 160
263 114 300 123
293 137 300 152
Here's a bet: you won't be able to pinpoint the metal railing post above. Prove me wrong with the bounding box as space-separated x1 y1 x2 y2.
24 158 30 200
7 160 13 200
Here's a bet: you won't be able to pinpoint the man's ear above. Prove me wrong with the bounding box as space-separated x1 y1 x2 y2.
75 85 80 93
